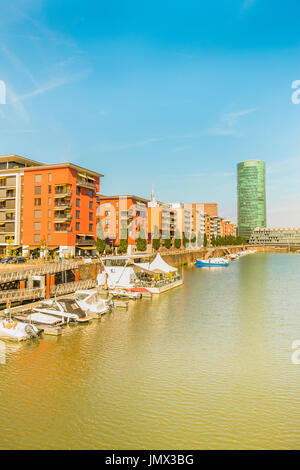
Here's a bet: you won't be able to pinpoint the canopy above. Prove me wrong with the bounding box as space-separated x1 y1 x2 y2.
149 253 177 273
133 253 177 274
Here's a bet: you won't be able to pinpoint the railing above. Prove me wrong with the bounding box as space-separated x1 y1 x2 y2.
50 279 97 296
76 179 96 190
54 201 72 208
76 239 95 246
54 190 72 197
0 287 45 303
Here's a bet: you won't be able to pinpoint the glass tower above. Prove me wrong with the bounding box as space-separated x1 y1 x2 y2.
237 160 266 240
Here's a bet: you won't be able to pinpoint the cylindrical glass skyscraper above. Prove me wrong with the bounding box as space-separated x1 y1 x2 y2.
237 160 266 240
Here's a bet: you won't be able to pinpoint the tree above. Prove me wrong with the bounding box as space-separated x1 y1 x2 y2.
175 229 182 249
118 221 128 254
152 225 160 251
183 232 189 248
164 238 171 249
211 234 216 246
190 232 196 247
96 237 106 255
203 233 208 247
136 227 147 252
96 221 106 254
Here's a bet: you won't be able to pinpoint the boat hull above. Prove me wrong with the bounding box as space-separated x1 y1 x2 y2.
196 260 229 267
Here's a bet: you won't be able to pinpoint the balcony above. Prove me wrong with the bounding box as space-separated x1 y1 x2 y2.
54 200 72 209
76 178 96 191
76 237 95 246
54 212 72 223
55 186 72 198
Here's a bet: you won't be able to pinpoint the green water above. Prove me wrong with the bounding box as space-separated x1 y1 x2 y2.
0 253 300 450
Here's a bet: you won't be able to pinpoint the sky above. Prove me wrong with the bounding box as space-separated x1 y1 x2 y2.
0 0 300 226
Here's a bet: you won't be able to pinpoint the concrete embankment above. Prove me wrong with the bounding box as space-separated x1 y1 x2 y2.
157 245 247 267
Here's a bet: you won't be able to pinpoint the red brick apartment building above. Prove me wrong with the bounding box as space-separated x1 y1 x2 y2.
0 155 103 257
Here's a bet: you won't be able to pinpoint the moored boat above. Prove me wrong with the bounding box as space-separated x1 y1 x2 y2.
33 298 92 323
0 318 39 341
75 289 114 317
196 257 229 267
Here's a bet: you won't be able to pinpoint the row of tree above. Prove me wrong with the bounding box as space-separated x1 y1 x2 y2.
96 222 246 254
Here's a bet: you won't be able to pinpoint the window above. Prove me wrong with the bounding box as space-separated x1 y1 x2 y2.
89 212 93 221
105 211 110 216
48 185 51 194
48 210 51 218
89 190 93 198
34 198 41 206
35 174 42 183
48 234 51 242
34 210 41 218
76 222 80 231
48 197 51 206
76 198 80 207
76 186 80 195
76 210 80 219
48 222 51 230
34 222 40 230
89 224 93 232
35 186 41 194
48 173 52 182
116 202 118 207
105 218 110 225
89 201 93 209
34 234 40 243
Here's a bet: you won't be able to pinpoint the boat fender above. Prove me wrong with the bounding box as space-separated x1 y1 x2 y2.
25 324 39 338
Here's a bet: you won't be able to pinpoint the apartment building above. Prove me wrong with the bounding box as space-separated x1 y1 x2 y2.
0 155 42 255
22 164 101 257
97 195 149 252
197 203 218 217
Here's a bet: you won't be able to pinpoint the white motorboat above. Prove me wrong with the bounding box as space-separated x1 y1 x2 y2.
0 318 39 341
110 289 142 300
75 289 114 317
33 298 92 323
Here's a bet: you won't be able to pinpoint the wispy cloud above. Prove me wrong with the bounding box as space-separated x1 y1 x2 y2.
0 41 39 87
208 108 257 136
222 108 256 126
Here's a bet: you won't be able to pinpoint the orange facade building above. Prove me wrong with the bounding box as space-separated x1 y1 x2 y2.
97 195 149 251
22 163 102 257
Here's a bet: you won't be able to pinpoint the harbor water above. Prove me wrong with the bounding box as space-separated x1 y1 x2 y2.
0 252 300 449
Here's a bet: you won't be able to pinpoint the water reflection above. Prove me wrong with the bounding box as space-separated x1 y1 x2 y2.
0 254 300 449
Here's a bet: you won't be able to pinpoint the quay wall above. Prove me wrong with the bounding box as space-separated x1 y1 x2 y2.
157 245 247 267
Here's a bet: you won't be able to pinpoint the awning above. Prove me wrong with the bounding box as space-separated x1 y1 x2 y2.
77 246 95 250
48 246 59 251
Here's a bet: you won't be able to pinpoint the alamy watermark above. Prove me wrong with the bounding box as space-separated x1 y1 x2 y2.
0 81 6 104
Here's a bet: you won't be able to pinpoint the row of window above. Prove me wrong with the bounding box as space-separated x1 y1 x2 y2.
33 222 94 238
35 183 94 198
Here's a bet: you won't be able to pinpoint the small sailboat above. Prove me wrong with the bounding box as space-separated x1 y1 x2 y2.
33 298 92 323
75 289 114 317
196 257 229 267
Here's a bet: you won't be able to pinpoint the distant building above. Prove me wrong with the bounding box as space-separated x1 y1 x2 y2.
197 203 218 217
249 227 300 246
237 160 266 240
97 195 149 253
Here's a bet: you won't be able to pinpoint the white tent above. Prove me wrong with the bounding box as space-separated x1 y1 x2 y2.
149 253 177 273
133 253 177 274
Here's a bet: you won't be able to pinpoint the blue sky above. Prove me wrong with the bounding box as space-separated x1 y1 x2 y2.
1 0 300 226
